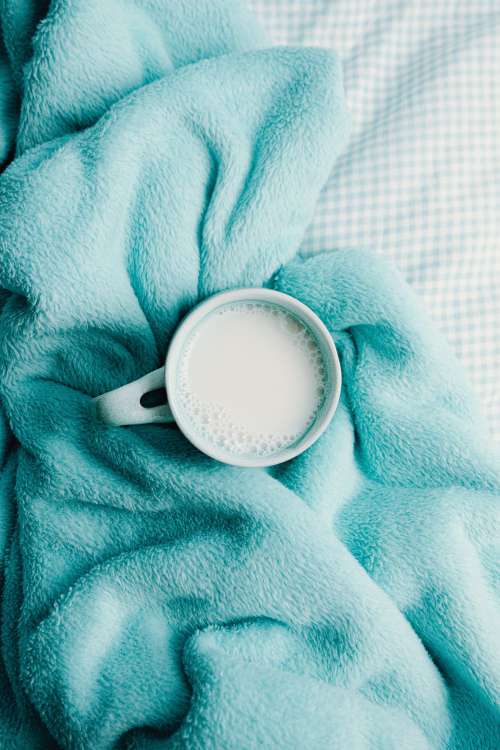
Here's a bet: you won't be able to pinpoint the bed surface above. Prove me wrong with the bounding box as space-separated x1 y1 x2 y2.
251 0 500 439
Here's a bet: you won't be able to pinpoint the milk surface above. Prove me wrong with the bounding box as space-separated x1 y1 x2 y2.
177 301 327 458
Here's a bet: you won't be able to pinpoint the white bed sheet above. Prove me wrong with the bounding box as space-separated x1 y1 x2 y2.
250 0 500 440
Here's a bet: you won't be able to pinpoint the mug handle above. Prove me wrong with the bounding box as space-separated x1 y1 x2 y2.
92 367 174 426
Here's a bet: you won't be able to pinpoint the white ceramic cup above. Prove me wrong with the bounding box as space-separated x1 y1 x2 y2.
92 288 341 467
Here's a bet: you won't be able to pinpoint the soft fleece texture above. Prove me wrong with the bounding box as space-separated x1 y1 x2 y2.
0 1 499 749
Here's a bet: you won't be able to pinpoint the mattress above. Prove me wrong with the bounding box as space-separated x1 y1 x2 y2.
250 0 500 440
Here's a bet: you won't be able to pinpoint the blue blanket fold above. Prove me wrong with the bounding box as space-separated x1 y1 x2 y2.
0 1 499 749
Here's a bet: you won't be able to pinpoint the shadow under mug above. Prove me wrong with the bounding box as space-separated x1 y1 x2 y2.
92 288 341 467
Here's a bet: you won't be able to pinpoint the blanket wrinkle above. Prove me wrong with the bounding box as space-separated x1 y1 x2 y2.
0 1 499 749
3 0 266 154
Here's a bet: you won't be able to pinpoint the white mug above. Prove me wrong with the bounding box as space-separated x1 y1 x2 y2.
92 288 341 467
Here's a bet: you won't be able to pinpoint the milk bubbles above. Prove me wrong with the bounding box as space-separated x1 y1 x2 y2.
176 301 329 459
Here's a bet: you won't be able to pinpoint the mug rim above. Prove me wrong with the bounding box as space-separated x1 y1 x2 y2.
164 288 341 468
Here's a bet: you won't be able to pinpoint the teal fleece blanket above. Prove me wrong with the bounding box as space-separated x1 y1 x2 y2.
0 1 499 748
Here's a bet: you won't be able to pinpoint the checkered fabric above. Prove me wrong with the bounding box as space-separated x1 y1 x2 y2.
249 0 500 440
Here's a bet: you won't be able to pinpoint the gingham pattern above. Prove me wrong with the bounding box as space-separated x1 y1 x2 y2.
249 0 500 440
